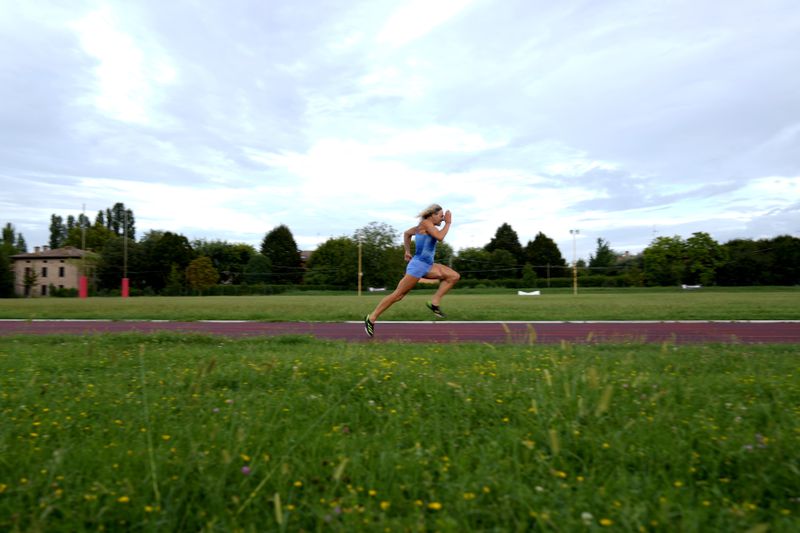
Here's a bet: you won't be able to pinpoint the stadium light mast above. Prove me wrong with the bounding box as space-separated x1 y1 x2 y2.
570 229 579 295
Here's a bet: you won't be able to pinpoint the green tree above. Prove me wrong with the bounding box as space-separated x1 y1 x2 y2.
49 214 67 249
452 247 493 279
353 222 403 288
588 238 618 274
524 232 567 278
684 232 727 285
193 240 256 284
261 225 302 284
140 231 195 292
163 264 185 296
186 256 220 293
102 202 136 239
717 239 765 285
769 235 800 285
487 249 517 279
96 236 144 292
2 223 26 254
0 247 14 297
485 223 524 274
243 254 272 284
305 237 358 287
643 236 685 286
23 267 38 297
521 263 537 287
64 221 115 251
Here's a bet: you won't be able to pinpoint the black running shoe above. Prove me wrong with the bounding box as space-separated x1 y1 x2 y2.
426 301 446 319
364 314 375 337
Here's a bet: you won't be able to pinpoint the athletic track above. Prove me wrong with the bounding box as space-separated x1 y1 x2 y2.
1 320 799 344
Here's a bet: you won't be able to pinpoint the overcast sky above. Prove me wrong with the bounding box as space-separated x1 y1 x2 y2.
2 0 798 262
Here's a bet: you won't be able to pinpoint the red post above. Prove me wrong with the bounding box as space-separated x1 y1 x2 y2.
121 278 129 298
79 276 88 299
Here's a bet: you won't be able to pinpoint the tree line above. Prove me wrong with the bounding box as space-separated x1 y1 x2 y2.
1 204 798 297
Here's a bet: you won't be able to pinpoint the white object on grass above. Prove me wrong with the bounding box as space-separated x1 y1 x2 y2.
517 290 541 296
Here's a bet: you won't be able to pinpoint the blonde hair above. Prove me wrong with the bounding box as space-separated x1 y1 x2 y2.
418 203 442 219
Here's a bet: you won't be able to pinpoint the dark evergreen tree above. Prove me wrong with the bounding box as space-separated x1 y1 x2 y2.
0 247 14 297
260 225 302 284
766 235 800 285
588 238 618 274
485 223 524 274
524 232 567 278
49 214 67 249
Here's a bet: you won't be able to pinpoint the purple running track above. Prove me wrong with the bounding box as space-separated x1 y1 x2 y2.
1 320 799 344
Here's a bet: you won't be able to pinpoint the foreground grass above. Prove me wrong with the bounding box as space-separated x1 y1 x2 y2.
1 335 798 531
1 287 799 321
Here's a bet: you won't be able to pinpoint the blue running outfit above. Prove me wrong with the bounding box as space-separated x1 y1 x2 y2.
406 233 438 278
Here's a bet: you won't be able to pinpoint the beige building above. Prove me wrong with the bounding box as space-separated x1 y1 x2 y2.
11 246 93 297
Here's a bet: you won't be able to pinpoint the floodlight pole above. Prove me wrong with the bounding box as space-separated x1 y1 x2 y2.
570 229 579 295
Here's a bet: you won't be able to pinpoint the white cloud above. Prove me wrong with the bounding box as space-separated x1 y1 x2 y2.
71 6 176 124
1 0 798 262
376 0 477 46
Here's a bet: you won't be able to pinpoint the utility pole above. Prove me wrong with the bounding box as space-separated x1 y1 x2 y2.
122 209 129 298
570 229 579 295
357 240 363 296
79 204 88 299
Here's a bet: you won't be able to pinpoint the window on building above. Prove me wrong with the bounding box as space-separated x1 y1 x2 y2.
41 285 47 296
59 266 65 277
41 267 48 277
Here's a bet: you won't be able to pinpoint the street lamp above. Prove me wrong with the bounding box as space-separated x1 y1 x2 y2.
570 229 579 295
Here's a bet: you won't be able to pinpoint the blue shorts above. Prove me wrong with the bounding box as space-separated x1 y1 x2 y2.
406 257 433 278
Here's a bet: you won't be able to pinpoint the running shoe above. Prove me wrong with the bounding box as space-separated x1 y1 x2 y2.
364 314 375 337
426 301 446 319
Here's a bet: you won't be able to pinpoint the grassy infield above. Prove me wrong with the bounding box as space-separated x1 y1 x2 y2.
1 289 799 531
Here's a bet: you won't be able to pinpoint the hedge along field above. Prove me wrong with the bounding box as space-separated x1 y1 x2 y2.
1 287 799 321
1 334 798 531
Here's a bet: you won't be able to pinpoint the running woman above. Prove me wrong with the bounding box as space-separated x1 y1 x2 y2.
364 204 460 337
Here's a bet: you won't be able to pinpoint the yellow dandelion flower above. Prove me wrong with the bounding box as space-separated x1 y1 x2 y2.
368 489 376 496
702 500 711 507
482 486 491 493
602 442 610 449
117 496 130 503
0 484 7 494
463 492 477 500
240 454 251 462
380 501 391 510
674 480 684 488
414 499 424 507
294 481 304 488
600 518 613 526
428 502 442 511
161 435 171 441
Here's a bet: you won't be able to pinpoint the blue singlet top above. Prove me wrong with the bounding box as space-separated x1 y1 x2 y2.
414 233 438 264
406 232 438 277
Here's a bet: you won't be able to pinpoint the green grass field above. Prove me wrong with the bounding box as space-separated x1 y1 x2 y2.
1 334 798 531
1 287 799 321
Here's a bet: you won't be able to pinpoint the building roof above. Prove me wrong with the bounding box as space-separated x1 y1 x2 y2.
11 246 93 260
